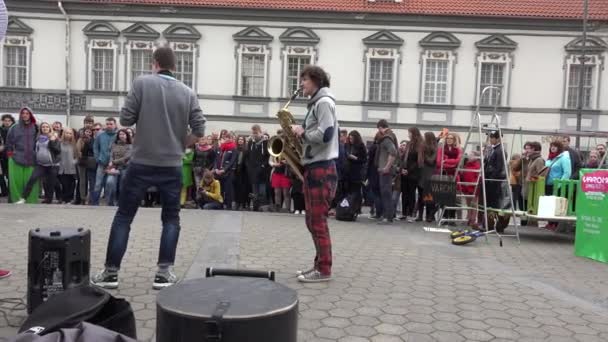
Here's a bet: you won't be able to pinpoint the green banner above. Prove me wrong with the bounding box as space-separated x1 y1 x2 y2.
575 169 608 263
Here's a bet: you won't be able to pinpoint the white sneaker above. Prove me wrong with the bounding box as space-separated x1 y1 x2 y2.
15 199 26 204
300 210 306 215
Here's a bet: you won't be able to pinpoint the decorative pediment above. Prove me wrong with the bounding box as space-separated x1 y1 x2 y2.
233 27 273 44
123 23 160 40
163 24 201 41
83 21 119 38
363 30 404 47
6 17 34 35
475 34 517 51
419 31 461 49
279 27 320 45
565 36 607 54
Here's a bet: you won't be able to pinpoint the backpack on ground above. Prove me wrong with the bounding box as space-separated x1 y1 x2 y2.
336 194 358 222
19 286 137 339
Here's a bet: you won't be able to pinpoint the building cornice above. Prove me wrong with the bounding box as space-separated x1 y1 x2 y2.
6 1 607 32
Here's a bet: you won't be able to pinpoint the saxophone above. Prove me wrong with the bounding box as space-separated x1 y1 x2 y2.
267 88 305 181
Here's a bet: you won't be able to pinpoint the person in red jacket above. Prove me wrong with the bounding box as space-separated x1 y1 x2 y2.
458 151 481 228
436 133 463 224
436 133 463 175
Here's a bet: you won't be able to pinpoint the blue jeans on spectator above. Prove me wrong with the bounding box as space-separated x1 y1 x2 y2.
105 171 124 206
90 164 108 205
379 173 394 221
220 173 235 209
104 163 182 270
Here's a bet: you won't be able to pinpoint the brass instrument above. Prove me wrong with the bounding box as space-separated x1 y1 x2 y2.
268 88 305 181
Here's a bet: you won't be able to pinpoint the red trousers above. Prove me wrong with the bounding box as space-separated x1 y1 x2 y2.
303 162 337 276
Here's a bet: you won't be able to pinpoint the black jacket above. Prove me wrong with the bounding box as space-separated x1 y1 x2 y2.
345 143 367 182
192 146 216 170
245 138 269 184
484 144 506 180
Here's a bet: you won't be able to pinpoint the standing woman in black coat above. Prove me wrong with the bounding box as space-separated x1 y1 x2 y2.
345 130 368 213
402 127 425 221
419 132 438 222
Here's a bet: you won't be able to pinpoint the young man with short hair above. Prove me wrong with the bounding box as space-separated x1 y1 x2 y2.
90 117 117 205
374 119 398 224
92 46 205 290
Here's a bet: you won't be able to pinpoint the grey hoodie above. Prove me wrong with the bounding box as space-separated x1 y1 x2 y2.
300 87 340 166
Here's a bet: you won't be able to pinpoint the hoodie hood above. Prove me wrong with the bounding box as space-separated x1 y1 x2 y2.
18 107 36 126
307 87 336 109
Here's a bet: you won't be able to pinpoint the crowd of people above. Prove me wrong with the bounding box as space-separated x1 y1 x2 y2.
2 108 606 228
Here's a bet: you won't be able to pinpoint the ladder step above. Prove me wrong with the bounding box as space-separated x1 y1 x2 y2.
439 218 469 223
456 194 477 198
456 182 479 186
443 206 478 211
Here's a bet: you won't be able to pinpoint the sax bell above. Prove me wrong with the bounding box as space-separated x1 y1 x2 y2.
267 87 305 181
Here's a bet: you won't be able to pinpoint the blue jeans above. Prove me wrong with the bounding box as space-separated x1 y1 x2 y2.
105 172 120 206
379 173 394 220
104 163 182 270
90 164 108 205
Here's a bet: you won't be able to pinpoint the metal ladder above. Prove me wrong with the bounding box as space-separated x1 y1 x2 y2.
438 86 521 246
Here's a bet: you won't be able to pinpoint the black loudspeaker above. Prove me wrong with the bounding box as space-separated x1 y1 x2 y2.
27 227 91 314
156 268 298 342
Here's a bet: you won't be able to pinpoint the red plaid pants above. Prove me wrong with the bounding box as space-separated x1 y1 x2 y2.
303 162 338 276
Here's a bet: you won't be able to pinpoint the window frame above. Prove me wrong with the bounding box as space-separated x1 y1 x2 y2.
236 44 270 97
421 50 455 105
282 46 315 98
475 51 513 107
563 54 603 110
364 47 400 103
126 41 155 86
88 39 118 91
1 37 31 88
170 41 197 89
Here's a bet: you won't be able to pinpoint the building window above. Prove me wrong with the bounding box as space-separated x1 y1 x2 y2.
566 65 594 109
241 53 266 96
362 31 403 103
279 28 320 97
130 49 152 81
286 55 310 96
479 63 505 106
4 45 27 87
474 35 517 107
368 59 394 102
91 47 114 91
175 50 194 88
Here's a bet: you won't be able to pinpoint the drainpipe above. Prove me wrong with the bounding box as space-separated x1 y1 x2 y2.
58 1 71 125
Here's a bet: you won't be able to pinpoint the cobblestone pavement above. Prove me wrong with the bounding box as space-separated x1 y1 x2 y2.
2 205 608 342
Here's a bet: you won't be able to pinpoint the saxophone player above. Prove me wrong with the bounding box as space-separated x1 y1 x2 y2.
291 66 339 283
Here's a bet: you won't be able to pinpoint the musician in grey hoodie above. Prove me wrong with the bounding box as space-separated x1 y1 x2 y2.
291 65 339 283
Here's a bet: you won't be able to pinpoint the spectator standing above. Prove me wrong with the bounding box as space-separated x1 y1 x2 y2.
6 107 39 204
57 128 78 204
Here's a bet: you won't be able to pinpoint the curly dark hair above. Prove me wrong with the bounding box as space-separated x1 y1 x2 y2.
1 114 15 125
300 65 330 88
115 128 132 144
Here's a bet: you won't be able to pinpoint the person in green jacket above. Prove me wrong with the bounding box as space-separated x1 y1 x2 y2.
181 142 194 206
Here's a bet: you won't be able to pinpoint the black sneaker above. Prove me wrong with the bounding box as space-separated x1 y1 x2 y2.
91 269 119 289
153 270 177 290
